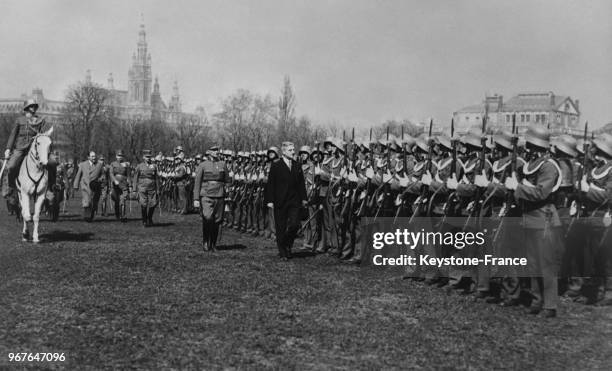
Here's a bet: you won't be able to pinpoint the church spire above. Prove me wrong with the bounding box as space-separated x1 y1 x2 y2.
128 16 152 106
107 73 114 89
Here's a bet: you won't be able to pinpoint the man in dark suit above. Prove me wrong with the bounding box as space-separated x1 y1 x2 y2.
264 142 308 260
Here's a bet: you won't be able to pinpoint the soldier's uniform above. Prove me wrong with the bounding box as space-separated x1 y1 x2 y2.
174 154 189 214
580 136 612 305
133 150 159 227
109 150 130 222
3 99 56 199
98 157 110 216
509 125 562 317
193 146 230 251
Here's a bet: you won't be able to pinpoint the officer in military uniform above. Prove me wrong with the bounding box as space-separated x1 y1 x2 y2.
174 153 189 214
133 149 160 227
3 99 57 200
505 124 562 318
193 145 230 251
98 155 110 216
109 149 130 222
579 134 612 305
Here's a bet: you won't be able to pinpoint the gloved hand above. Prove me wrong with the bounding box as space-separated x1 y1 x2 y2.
4 149 10 159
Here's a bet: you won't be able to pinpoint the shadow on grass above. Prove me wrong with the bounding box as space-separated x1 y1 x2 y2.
290 250 317 258
150 222 175 227
216 244 247 250
89 218 142 223
39 230 94 242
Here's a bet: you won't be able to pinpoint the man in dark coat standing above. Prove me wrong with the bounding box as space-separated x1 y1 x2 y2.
264 141 308 260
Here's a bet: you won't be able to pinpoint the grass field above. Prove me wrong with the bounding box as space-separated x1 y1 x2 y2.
1 196 612 370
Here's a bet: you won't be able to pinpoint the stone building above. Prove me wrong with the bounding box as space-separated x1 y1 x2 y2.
452 92 581 136
0 21 188 126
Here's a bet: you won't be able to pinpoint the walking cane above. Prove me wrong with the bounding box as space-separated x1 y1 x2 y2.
0 156 7 184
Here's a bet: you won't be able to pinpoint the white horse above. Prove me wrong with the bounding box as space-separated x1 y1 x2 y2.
16 127 53 243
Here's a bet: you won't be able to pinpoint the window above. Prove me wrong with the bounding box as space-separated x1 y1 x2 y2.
526 114 530 122
506 114 511 123
520 114 525 122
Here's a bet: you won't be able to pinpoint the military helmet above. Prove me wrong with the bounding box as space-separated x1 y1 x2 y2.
401 136 416 153
116 149 125 157
414 137 430 153
176 145 184 152
552 134 578 157
387 135 401 152
359 138 371 152
524 124 550 150
323 136 335 148
461 128 484 149
310 146 324 160
493 129 514 151
299 145 311 156
378 137 390 148
23 98 39 111
142 149 153 158
593 133 612 158
437 135 452 151
195 154 203 160
267 146 280 157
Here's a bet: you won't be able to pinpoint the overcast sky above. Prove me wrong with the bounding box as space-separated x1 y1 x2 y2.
1 0 610 128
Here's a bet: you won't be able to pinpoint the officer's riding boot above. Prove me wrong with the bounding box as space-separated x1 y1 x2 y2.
209 223 218 251
148 207 155 226
120 204 127 222
101 202 106 217
83 206 90 222
141 207 147 227
201 221 209 251
115 200 120 219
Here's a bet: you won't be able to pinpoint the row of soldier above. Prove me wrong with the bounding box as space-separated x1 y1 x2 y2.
220 120 611 317
3 99 610 317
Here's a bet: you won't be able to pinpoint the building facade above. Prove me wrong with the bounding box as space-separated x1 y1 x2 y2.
0 21 188 126
452 92 581 136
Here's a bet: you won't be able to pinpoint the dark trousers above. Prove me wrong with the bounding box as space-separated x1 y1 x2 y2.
274 204 301 257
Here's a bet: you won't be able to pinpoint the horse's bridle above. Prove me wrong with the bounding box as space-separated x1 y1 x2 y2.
25 134 50 194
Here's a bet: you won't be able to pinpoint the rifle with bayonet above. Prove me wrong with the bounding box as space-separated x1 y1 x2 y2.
393 126 414 223
341 128 356 221
493 113 519 243
564 122 592 239
441 118 459 223
373 127 391 219
409 119 434 223
463 112 488 230
356 128 373 217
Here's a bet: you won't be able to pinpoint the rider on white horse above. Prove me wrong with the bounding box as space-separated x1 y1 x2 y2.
3 99 57 201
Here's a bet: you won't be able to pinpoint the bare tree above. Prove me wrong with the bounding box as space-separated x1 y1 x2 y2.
277 76 296 142
62 81 112 160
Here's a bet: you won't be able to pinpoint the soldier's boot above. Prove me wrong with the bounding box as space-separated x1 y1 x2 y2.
101 202 107 217
141 207 148 227
148 207 155 226
83 206 91 222
120 204 127 222
210 223 218 251
115 201 121 220
202 224 209 251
